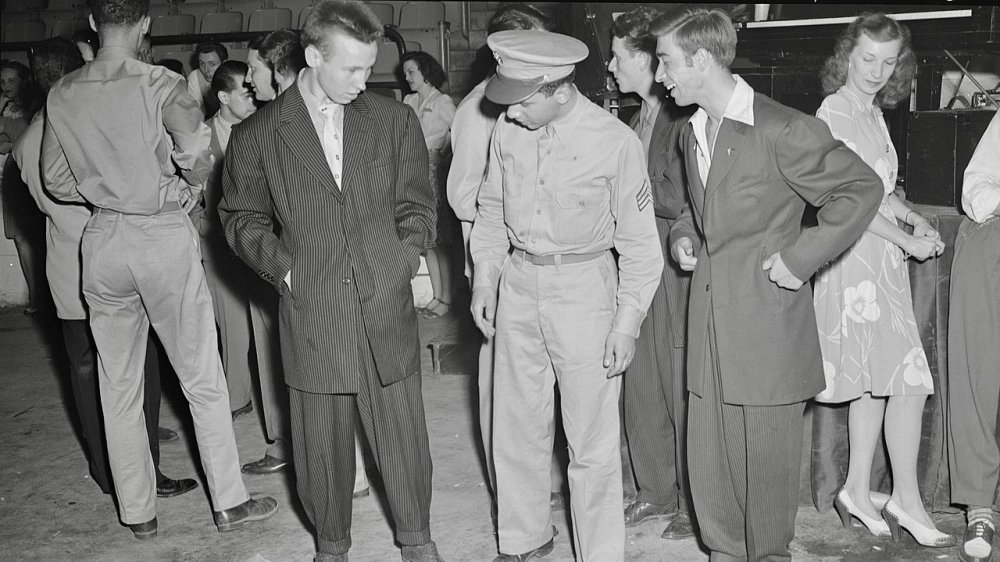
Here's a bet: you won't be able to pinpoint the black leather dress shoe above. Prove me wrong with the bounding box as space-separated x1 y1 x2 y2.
129 517 157 540
231 402 253 420
242 454 289 474
624 500 677 527
493 536 555 562
213 497 279 532
662 511 696 540
401 540 444 562
156 477 198 498
158 427 179 443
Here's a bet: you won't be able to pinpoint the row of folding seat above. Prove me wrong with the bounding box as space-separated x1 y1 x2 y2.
1 1 445 30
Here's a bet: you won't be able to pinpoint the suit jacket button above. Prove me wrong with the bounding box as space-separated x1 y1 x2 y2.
705 283 710 292
342 278 352 284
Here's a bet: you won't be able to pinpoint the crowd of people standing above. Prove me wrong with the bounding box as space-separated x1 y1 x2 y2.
1 1 998 562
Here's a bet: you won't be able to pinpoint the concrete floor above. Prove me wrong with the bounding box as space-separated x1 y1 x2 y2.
0 304 970 561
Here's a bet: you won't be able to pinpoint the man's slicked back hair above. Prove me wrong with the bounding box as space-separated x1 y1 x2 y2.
88 0 149 28
488 3 553 34
211 60 249 95
611 6 661 58
258 28 306 78
651 8 737 68
301 0 382 57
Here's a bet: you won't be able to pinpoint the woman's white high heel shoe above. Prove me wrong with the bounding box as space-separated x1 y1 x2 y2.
882 498 957 547
833 488 891 537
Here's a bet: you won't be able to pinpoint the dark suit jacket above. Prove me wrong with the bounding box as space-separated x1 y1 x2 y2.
219 85 435 393
629 101 693 348
669 92 882 406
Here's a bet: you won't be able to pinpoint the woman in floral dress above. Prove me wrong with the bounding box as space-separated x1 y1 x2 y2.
812 14 952 548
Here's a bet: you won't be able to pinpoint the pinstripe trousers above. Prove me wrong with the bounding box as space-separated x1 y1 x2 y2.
288 357 433 556
623 269 689 509
688 314 805 562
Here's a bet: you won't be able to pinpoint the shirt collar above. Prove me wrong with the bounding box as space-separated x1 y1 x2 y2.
545 89 583 145
690 74 755 132
298 68 343 118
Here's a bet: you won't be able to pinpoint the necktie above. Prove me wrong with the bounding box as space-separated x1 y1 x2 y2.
319 103 343 188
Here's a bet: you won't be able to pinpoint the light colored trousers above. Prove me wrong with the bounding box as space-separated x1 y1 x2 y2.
82 209 248 524
493 251 624 561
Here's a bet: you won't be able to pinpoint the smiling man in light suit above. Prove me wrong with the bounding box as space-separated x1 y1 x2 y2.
219 2 440 561
652 8 882 561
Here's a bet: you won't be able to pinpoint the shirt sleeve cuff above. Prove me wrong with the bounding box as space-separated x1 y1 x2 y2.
611 304 646 339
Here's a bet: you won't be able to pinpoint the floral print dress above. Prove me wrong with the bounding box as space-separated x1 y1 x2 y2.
813 87 933 402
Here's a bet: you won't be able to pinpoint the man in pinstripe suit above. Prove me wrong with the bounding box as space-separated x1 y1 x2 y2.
655 9 881 561
219 2 441 561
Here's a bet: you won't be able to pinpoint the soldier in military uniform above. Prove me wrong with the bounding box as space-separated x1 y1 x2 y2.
470 29 663 562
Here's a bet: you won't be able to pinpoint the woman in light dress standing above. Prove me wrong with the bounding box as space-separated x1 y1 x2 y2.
812 13 953 548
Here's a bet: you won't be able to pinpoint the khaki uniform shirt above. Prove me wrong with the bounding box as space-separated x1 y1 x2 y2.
471 90 663 337
42 46 212 212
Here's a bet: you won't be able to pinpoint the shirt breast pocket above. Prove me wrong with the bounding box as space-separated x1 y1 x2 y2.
553 178 610 244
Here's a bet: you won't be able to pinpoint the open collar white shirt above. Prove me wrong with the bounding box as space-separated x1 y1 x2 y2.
689 75 755 187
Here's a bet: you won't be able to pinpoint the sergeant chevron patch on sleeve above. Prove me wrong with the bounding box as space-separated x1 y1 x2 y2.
636 180 652 212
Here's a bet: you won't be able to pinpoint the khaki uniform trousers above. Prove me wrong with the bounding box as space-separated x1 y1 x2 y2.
494 251 624 561
82 208 248 524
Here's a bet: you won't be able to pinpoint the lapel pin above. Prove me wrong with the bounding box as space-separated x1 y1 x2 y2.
727 147 734 156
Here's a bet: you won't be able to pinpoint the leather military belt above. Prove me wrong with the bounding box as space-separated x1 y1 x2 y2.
513 248 607 266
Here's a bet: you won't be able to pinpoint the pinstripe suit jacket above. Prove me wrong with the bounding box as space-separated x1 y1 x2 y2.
628 101 692 348
219 84 436 393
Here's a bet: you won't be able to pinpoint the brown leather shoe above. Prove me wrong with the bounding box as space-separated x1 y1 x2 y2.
213 497 278 532
624 500 677 527
661 511 696 540
129 517 157 540
401 540 444 562
242 454 289 474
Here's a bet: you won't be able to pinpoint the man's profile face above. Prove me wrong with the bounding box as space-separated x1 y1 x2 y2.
608 36 644 95
223 82 257 122
198 51 223 81
305 30 377 105
655 33 698 107
506 88 563 131
246 49 276 101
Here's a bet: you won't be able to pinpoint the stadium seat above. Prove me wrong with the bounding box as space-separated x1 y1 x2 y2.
275 0 311 28
297 4 314 28
369 40 403 85
200 11 243 34
248 8 292 32
150 14 197 37
177 1 224 32
49 18 90 39
397 1 444 28
365 2 393 27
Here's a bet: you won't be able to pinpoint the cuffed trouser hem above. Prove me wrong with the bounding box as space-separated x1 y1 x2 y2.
318 535 352 556
397 526 432 546
634 491 679 508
